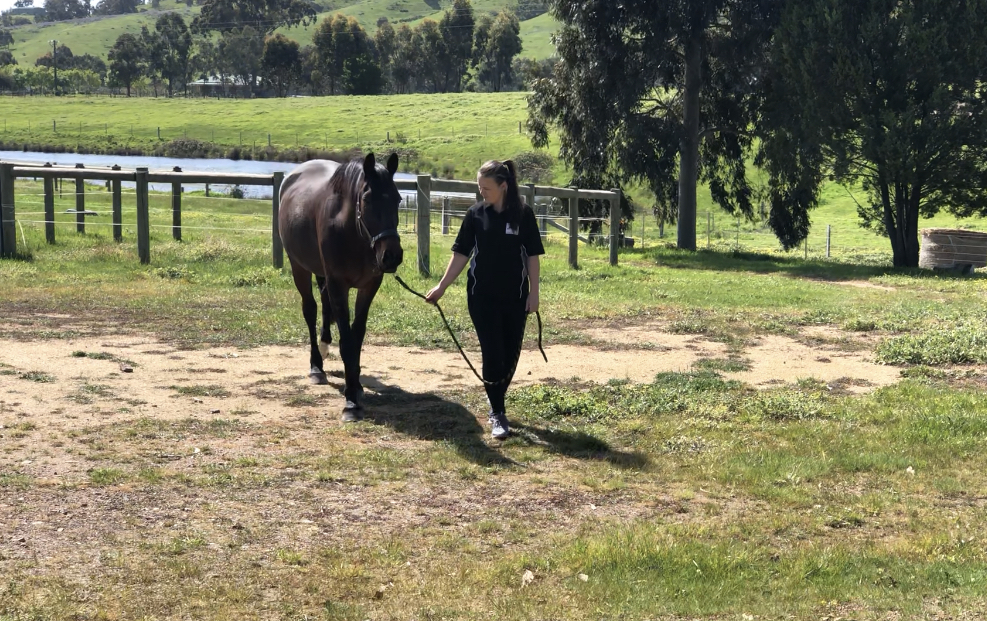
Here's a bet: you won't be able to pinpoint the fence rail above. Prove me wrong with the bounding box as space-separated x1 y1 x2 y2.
0 160 624 272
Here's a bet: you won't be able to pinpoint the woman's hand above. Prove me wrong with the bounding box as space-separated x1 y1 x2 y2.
424 284 446 304
526 291 539 313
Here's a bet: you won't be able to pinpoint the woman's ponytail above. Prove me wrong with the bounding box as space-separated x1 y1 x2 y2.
479 159 524 229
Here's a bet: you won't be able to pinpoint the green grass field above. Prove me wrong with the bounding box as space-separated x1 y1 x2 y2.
4 93 986 263
5 0 556 65
5 0 199 63
2 176 987 619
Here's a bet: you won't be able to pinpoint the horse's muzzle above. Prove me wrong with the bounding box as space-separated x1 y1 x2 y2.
379 246 403 273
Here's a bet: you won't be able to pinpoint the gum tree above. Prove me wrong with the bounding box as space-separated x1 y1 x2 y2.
759 0 987 267
527 0 780 250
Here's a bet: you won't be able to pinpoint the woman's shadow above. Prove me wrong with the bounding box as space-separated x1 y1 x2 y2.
335 374 649 471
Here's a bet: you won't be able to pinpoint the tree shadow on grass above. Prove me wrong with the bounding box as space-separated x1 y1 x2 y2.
634 245 987 283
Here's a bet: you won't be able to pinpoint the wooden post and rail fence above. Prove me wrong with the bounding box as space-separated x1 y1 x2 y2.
0 160 624 273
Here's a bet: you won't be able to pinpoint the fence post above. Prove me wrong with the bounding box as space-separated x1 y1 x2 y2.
416 175 431 276
826 224 831 258
136 167 150 264
111 165 122 242
272 172 284 269
568 188 579 269
43 163 54 244
442 197 450 235
609 188 622 266
0 163 15 258
707 211 711 248
171 166 182 241
75 163 85 234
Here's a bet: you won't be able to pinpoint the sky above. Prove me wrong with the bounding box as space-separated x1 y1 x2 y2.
1 0 27 13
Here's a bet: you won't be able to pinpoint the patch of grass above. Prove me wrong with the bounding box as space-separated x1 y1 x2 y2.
18 371 55 383
692 357 753 372
0 473 33 488
88 467 126 486
277 549 309 566
170 384 232 398
158 535 206 556
285 394 321 408
876 323 987 365
70 350 138 367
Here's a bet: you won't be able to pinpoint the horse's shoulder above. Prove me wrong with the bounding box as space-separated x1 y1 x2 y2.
282 159 343 198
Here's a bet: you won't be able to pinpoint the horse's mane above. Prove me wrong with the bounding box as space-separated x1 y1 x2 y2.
329 158 388 199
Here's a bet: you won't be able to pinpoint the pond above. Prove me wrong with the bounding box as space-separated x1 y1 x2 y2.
0 150 417 199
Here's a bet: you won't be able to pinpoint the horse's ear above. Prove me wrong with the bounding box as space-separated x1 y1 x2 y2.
363 152 377 179
386 153 399 176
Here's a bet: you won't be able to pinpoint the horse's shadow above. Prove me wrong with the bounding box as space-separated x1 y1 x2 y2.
328 373 514 466
510 422 650 470
328 373 649 470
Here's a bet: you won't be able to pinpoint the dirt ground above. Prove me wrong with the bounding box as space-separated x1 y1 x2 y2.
1 318 902 433
0 318 937 618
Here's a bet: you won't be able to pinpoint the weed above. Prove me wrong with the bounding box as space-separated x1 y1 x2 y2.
170 385 231 398
19 371 55 383
88 467 126 486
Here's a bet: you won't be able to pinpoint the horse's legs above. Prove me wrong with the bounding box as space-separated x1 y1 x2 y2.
350 276 383 403
315 275 334 360
289 260 328 385
323 277 363 419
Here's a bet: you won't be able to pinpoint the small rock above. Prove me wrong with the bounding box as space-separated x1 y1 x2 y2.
193 398 203 404
119 363 133 373
906 466 915 475
210 409 220 414
578 573 589 582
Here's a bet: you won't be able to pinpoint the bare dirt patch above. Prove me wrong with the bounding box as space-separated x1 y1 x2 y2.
1 321 899 436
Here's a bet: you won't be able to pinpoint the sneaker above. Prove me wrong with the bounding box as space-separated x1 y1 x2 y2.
488 411 510 440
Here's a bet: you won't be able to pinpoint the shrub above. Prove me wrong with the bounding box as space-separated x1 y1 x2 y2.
512 151 556 184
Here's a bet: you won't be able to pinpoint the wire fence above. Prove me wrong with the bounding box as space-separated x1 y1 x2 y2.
5 176 897 266
0 119 530 151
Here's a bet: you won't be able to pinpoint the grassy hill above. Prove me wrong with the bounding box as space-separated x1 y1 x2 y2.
5 0 558 64
5 0 199 64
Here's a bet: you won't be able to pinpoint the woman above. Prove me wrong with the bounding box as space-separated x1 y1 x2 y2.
425 160 545 439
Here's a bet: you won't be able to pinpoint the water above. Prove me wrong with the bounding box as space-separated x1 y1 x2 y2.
0 150 417 199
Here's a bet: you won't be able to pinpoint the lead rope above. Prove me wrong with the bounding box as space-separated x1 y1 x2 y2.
393 274 547 387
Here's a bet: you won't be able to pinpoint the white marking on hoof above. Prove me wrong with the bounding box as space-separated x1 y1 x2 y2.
318 341 331 360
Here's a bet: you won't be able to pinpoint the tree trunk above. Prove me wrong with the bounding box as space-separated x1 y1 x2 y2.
881 179 921 268
677 33 702 251
903 182 921 267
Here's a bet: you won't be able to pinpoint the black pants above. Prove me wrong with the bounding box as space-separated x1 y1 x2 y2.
468 296 528 414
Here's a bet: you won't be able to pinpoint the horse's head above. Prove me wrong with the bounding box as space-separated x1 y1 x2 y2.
359 152 404 273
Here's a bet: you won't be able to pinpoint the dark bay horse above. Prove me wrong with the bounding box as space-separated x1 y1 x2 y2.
279 152 403 420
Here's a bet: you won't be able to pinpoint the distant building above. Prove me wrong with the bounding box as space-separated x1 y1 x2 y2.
188 76 261 98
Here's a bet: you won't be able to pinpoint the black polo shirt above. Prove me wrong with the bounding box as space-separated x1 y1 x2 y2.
451 202 545 301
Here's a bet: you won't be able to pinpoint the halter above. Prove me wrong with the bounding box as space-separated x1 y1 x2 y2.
355 185 400 250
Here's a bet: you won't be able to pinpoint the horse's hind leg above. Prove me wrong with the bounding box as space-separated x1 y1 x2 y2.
289 261 328 385
315 275 334 360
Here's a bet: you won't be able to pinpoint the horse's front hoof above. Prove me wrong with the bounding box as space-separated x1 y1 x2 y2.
341 402 363 422
318 340 331 360
309 370 329 385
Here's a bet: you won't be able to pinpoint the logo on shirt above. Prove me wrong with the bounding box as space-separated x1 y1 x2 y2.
505 223 518 235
